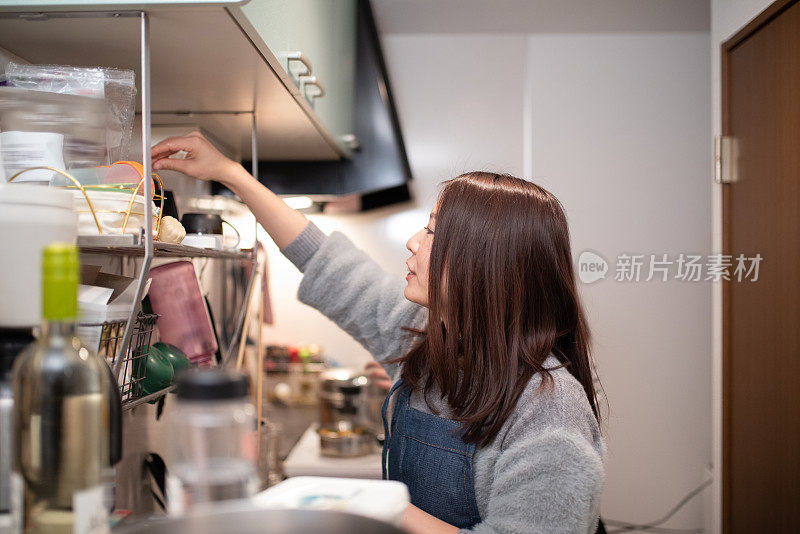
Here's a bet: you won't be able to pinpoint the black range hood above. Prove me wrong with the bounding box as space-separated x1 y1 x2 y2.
248 0 412 201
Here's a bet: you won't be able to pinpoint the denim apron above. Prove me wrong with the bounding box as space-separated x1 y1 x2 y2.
381 378 481 529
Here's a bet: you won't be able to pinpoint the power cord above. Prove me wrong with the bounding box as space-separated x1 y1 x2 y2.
604 478 712 534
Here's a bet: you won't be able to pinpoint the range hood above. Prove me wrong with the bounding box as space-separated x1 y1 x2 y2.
251 0 413 200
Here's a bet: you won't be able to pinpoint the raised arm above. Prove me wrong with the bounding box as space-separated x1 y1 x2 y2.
283 223 427 373
151 133 427 369
151 131 307 249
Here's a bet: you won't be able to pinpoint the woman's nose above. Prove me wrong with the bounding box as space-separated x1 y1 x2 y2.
407 230 421 253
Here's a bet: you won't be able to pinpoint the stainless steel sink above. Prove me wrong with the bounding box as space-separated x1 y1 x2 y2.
114 505 405 534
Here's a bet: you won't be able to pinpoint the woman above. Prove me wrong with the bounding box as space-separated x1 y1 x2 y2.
151 133 606 534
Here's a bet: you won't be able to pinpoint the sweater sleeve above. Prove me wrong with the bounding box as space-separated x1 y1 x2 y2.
280 220 328 273
280 221 427 371
461 427 604 534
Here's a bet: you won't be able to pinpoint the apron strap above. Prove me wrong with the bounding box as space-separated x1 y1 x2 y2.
381 377 406 479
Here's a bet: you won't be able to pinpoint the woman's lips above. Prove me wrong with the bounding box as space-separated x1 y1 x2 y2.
406 272 415 281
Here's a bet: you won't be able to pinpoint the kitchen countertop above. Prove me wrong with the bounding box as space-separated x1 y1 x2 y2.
262 403 318 461
283 423 383 480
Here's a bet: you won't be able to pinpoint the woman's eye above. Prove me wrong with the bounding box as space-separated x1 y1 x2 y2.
424 226 434 235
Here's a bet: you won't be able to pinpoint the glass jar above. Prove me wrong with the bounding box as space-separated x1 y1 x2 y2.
257 419 283 490
167 369 257 515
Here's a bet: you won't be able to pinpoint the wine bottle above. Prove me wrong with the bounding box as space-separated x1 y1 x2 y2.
12 244 110 534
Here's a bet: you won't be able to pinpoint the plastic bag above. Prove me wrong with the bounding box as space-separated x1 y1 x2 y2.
3 62 136 163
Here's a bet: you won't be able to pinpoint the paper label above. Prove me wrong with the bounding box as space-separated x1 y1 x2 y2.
0 131 65 183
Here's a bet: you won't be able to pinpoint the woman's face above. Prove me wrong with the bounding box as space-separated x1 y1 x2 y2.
404 212 435 307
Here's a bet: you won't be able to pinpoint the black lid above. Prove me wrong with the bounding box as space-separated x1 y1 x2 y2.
180 213 223 235
176 368 249 400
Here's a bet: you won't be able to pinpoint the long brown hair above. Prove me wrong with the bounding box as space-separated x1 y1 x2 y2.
394 172 600 447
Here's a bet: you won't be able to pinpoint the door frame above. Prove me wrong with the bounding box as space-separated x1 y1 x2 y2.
720 0 798 530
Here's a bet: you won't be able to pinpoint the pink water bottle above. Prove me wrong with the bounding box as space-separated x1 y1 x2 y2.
148 261 217 365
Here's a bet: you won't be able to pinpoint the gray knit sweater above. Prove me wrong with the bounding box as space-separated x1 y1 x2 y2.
281 221 606 534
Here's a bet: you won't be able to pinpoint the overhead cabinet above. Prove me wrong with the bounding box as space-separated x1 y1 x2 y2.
0 0 408 197
254 0 412 197
0 0 350 161
233 0 357 145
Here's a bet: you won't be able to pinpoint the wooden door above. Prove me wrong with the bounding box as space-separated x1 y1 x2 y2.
722 0 800 531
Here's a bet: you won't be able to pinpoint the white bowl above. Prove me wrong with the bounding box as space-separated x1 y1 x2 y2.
72 189 158 236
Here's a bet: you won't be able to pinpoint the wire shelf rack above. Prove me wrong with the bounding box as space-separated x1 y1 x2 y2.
80 312 162 406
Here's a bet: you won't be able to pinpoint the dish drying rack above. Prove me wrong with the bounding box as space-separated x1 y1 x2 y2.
10 162 257 407
80 312 166 408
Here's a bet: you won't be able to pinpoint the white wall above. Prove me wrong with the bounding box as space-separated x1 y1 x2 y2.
709 1 774 532
527 32 712 529
260 27 713 532
259 34 526 367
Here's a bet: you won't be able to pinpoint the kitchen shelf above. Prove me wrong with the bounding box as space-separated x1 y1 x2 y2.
0 4 264 509
0 1 347 160
0 6 264 377
79 242 254 261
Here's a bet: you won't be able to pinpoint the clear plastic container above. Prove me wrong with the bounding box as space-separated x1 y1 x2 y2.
0 86 108 175
167 369 258 515
2 63 137 165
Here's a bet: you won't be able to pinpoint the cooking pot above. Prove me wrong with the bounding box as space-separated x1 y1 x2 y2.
317 369 380 457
